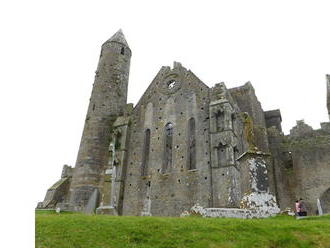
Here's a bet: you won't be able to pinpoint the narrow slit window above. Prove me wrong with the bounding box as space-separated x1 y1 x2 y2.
162 123 173 173
187 118 196 170
141 129 151 176
121 47 125 55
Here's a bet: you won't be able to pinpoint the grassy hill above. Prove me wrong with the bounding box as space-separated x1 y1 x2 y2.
35 210 330 248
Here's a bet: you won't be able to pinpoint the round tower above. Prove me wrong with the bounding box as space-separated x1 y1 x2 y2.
69 30 131 210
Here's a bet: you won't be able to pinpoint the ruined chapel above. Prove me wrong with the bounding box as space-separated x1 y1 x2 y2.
38 30 330 217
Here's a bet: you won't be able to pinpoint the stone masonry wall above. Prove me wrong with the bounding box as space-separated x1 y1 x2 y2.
122 63 212 216
289 135 330 214
268 120 330 214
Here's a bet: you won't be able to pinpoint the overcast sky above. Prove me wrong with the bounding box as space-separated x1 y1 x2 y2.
1 1 329 246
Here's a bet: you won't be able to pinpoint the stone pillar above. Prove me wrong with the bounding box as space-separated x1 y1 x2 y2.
209 83 240 208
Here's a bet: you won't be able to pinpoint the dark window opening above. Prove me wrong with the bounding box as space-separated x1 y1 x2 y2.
187 118 196 170
162 122 173 173
234 146 239 163
121 47 125 55
114 131 122 150
141 129 151 176
167 80 177 89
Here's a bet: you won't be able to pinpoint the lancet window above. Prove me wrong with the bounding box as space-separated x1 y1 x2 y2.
141 129 151 176
187 118 196 170
162 122 173 173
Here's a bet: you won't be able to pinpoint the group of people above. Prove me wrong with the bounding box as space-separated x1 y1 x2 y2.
295 198 307 217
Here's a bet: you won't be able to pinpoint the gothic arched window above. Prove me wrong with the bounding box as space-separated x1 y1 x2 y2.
187 118 196 170
162 122 173 173
141 129 151 176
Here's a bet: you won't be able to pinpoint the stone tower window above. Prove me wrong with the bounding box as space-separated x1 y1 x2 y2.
114 131 122 150
121 47 125 55
162 122 173 173
233 146 239 163
216 142 227 167
215 110 225 132
141 129 151 176
187 118 196 170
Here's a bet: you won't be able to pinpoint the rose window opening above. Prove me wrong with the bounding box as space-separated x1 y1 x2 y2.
167 80 177 89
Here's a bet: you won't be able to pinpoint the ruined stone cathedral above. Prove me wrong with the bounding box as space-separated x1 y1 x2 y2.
38 30 330 217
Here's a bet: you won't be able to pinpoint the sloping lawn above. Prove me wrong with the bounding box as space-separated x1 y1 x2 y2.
36 210 330 248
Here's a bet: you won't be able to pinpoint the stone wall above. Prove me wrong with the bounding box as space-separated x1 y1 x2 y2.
39 165 73 208
267 128 295 210
122 63 212 216
289 134 330 214
268 120 330 214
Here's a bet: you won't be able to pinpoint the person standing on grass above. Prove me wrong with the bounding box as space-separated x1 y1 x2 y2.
299 198 307 216
295 200 300 217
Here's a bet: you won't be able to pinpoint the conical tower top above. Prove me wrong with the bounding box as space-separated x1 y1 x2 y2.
105 29 129 47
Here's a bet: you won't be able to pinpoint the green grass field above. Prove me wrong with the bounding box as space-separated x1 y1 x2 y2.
35 210 330 248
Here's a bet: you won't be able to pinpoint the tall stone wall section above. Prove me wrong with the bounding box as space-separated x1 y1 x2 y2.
208 83 245 208
268 120 330 214
267 128 295 210
122 63 212 216
69 31 131 210
229 83 277 197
